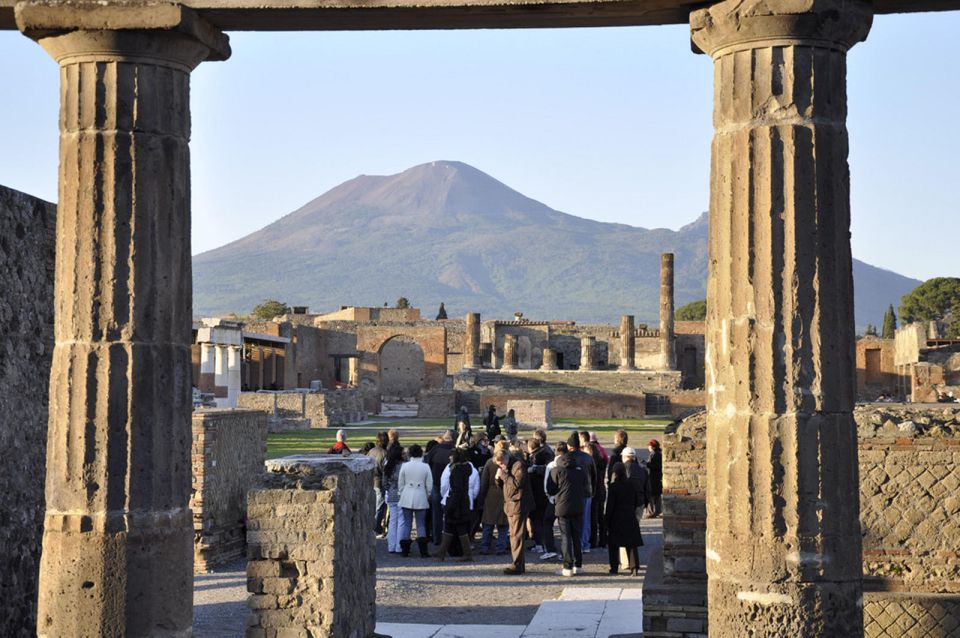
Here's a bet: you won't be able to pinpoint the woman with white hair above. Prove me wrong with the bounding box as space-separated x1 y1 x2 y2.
326 429 351 455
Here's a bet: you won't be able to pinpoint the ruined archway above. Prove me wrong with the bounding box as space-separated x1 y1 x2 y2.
378 335 425 399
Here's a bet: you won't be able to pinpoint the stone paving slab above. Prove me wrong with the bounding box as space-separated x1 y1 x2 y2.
375 624 526 638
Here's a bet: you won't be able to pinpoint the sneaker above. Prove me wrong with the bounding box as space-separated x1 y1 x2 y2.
530 544 544 554
582 547 591 554
540 551 558 561
558 568 573 577
572 566 579 575
375 533 387 540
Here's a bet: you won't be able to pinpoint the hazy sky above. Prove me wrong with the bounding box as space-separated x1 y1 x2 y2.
1 12 956 281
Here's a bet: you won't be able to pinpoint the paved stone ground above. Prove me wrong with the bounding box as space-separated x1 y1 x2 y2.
192 519 662 636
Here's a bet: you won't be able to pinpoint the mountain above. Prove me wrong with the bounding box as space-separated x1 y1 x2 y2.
193 161 919 328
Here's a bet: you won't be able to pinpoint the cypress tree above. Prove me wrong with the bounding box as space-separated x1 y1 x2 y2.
881 304 897 339
436 302 448 320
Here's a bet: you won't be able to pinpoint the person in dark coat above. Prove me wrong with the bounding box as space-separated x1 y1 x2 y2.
620 447 651 526
483 405 501 440
567 433 596 552
526 437 554 553
453 406 472 431
583 436 608 549
546 443 587 576
607 429 629 484
478 452 509 554
605 463 643 575
424 431 455 544
646 439 663 517
495 448 534 575
436 449 475 562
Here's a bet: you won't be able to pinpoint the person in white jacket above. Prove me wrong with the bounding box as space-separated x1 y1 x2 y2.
398 444 433 558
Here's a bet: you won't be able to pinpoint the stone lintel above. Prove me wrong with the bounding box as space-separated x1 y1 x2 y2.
15 1 230 61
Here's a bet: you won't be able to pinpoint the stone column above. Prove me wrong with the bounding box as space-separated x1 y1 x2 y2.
580 336 597 371
214 344 229 404
619 315 636 371
199 342 216 393
659 253 676 370
464 312 481 368
541 347 558 371
17 6 230 636
227 346 242 406
691 1 871 635
502 334 517 370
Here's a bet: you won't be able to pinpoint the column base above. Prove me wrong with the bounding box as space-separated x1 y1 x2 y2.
708 577 863 636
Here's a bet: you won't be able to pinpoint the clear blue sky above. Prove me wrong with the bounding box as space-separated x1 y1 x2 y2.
0 12 956 281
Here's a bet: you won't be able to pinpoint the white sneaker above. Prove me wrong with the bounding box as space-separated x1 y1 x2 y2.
572 566 579 575
559 568 573 577
540 551 558 560
531 545 544 553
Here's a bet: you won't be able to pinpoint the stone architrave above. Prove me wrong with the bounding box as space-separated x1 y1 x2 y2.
464 312 481 368
619 315 636 371
580 336 597 371
659 253 676 370
691 1 871 635
17 5 230 635
541 347 558 371
502 333 517 370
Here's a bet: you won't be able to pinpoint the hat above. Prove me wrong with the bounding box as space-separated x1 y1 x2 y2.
621 446 637 458
589 432 598 442
648 439 660 448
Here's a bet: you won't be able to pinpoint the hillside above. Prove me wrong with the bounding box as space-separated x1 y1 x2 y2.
193 161 919 327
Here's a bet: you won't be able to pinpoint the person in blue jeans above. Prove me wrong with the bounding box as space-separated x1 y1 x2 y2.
566 432 596 552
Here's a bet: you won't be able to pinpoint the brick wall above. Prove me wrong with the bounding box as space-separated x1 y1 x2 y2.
0 185 55 636
191 409 268 572
237 390 365 431
507 400 553 429
246 456 376 637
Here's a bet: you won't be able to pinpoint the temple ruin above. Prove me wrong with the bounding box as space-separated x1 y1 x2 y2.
1 0 959 635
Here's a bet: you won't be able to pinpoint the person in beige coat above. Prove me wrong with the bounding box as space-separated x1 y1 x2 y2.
398 444 433 558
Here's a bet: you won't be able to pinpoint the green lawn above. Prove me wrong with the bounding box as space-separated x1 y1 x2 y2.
266 417 670 459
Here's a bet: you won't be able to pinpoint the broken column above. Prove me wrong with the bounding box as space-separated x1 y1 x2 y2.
502 333 517 370
619 315 636 371
464 312 481 368
541 347 558 371
580 336 597 371
659 253 676 371
17 5 230 635
691 1 871 635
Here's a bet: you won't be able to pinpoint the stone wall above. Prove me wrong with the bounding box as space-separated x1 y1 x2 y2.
507 399 553 430
246 455 376 637
857 336 898 400
191 409 268 572
418 389 455 418
0 185 55 636
237 390 365 431
646 405 960 635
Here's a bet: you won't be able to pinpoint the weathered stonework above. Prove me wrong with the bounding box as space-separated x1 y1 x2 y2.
0 185 55 637
17 8 231 635
691 0 872 633
619 314 636 371
191 409 268 572
246 455 376 638
502 333 517 370
658 253 675 371
237 389 366 431
580 335 597 371
540 347 557 371
506 399 553 430
464 312 480 368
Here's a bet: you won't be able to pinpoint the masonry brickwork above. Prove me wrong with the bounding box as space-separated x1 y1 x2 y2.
506 400 553 430
0 185 55 637
246 456 376 638
191 409 268 572
237 390 365 431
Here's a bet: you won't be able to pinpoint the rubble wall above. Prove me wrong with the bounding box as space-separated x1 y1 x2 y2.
0 185 55 636
191 409 268 571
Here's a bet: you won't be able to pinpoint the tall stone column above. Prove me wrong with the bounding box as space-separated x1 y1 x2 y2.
214 344 229 404
502 334 517 370
659 253 676 370
541 347 558 371
580 336 597 371
18 6 230 636
691 1 871 635
199 342 216 392
619 315 636 371
464 312 481 369
227 346 242 405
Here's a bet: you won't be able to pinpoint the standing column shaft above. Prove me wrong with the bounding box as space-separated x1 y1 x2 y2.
464 312 480 368
619 315 636 371
227 346 241 406
580 336 596 371
691 1 871 635
541 348 557 371
659 253 676 370
199 342 216 392
502 334 517 370
20 12 229 636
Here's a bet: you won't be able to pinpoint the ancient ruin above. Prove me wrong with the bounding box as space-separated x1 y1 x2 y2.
1 0 959 635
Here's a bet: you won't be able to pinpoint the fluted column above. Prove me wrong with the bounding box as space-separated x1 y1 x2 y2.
502 334 517 370
464 312 480 368
18 6 230 635
580 336 597 371
619 315 636 371
691 1 871 635
659 253 676 370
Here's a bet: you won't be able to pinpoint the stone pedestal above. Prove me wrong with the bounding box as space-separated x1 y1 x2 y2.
691 1 871 635
580 336 597 371
619 315 636 371
659 253 676 371
541 347 558 371
247 455 376 637
502 333 517 370
18 6 230 636
464 312 481 368
507 399 553 430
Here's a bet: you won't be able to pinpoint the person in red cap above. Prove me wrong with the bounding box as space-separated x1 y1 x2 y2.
646 439 663 518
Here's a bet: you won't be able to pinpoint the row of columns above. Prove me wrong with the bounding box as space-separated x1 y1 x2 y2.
21 0 869 634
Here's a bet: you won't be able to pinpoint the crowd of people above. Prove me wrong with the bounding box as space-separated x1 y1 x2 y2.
345 406 663 577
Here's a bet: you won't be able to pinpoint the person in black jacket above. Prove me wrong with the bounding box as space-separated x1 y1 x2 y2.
620 447 651 526
606 429 629 484
606 463 643 575
483 405 501 440
526 438 554 554
424 431 455 544
646 439 663 517
566 433 596 553
436 448 475 562
546 444 588 576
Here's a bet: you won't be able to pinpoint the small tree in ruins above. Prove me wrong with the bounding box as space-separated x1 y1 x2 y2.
436 302 448 320
396 297 410 309
252 299 291 320
881 304 897 339
676 299 707 321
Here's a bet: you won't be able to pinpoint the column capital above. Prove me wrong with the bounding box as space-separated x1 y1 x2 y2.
16 1 230 67
691 0 872 58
